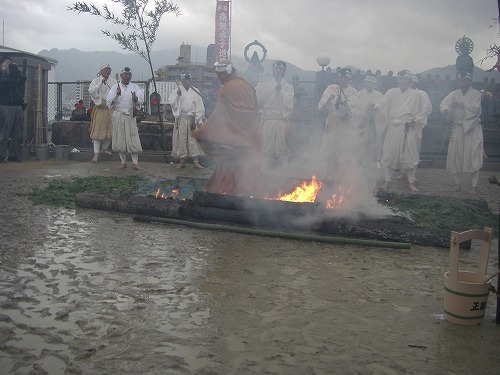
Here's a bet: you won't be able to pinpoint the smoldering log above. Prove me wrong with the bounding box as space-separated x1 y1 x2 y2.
181 199 322 231
74 192 457 248
192 190 322 216
75 192 183 219
180 200 259 225
318 217 453 248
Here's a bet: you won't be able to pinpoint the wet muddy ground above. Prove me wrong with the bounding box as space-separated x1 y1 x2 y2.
0 160 499 374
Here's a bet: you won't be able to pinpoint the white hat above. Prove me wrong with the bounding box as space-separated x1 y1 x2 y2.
214 59 234 73
365 75 377 83
457 71 472 80
397 70 413 80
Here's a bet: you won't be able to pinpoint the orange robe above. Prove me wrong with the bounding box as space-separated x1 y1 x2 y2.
193 76 262 195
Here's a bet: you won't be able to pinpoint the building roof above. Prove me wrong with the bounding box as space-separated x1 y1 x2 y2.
0 45 58 68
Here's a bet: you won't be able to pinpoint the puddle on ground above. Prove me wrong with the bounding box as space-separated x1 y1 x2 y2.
0 167 498 374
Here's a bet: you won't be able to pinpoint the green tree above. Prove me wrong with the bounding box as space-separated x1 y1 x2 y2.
68 0 181 122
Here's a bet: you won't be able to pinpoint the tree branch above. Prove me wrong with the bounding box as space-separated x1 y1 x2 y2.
68 0 182 125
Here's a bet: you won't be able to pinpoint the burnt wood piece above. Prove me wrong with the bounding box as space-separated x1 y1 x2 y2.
318 217 453 248
180 200 258 225
181 200 323 231
192 190 322 216
75 192 183 219
75 192 457 248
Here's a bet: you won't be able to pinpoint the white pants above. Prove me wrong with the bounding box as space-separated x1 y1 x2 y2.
93 140 111 154
453 171 479 187
119 152 139 164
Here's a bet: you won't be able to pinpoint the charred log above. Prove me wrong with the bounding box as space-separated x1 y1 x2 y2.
180 200 258 225
75 192 183 219
192 190 322 216
181 199 321 231
74 192 458 248
318 217 452 248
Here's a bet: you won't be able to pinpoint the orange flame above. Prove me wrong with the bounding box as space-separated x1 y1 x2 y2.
155 188 165 199
326 185 351 209
271 176 348 209
275 175 322 203
154 176 348 209
171 188 179 198
155 187 179 199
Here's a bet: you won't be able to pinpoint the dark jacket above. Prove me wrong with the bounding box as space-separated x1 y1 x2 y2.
0 64 26 106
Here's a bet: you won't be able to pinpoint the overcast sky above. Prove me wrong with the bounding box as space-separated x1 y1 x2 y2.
2 0 499 74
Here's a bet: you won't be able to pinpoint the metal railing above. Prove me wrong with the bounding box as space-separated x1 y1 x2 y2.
48 81 150 121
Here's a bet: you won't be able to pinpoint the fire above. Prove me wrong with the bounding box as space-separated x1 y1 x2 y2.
171 188 179 198
155 188 165 199
276 175 322 203
325 185 351 209
272 176 348 209
154 176 348 209
155 187 180 199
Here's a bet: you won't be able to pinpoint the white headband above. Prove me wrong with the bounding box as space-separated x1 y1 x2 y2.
398 70 413 80
458 72 472 80
214 62 228 72
100 63 111 71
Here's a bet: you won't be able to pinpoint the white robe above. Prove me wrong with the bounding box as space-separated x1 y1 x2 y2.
168 85 205 159
318 84 359 168
415 88 432 155
89 76 117 106
440 87 483 174
374 87 425 170
256 78 294 156
106 82 144 154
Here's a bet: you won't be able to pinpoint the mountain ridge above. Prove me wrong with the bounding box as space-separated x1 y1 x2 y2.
39 47 500 83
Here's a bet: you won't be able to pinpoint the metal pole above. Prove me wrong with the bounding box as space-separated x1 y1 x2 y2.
496 0 500 325
57 83 63 121
496 205 499 324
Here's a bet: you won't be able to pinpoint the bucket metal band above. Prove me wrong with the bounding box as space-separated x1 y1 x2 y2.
444 309 485 320
444 286 490 298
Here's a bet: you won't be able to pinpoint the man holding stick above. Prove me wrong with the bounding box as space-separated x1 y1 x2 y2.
168 73 205 169
440 71 483 195
106 67 144 170
373 70 426 193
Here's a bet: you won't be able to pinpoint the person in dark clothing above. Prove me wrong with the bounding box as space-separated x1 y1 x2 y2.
0 56 26 162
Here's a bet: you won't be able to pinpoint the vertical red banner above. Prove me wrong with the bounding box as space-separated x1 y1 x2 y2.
215 0 231 61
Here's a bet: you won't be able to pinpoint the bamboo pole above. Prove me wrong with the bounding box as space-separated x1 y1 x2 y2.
133 215 412 249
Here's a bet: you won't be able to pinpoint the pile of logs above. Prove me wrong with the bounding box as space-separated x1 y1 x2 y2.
74 190 480 248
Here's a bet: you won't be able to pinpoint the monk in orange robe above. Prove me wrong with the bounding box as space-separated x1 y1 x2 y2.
193 59 262 195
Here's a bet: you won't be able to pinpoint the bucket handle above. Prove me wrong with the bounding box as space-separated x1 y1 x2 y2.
449 227 493 282
484 269 500 283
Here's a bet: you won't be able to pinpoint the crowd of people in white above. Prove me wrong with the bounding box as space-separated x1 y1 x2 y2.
86 60 485 196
